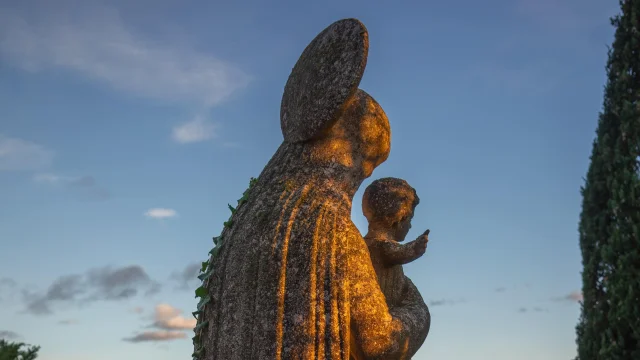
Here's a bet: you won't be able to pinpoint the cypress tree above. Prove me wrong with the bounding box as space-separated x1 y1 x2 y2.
576 0 640 359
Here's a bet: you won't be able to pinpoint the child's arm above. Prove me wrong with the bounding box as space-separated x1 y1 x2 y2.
378 230 429 266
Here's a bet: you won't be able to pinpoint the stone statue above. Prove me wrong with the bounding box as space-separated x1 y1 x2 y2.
362 178 430 315
200 18 430 360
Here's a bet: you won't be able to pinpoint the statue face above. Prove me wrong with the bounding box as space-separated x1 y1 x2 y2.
394 208 415 242
355 93 391 177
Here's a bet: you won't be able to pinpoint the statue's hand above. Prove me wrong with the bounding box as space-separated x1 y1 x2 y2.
414 229 429 257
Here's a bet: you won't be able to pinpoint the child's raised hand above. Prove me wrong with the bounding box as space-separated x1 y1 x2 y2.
414 229 430 256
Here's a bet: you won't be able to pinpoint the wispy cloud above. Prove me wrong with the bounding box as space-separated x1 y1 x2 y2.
22 265 161 315
514 0 614 33
493 284 532 293
33 173 68 183
34 173 110 200
518 307 548 313
553 290 583 303
144 208 178 219
123 303 195 343
170 262 200 291
172 115 217 144
0 135 54 171
0 277 17 289
0 278 19 304
123 331 186 343
58 319 79 325
0 330 20 340
462 0 615 98
0 277 18 288
0 4 250 107
221 141 242 149
469 60 560 96
428 298 466 307
68 175 97 187
131 306 144 314
34 173 101 188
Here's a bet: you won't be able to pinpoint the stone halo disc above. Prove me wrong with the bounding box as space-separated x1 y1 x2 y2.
280 18 369 143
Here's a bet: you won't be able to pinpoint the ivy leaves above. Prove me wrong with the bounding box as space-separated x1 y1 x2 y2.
192 177 257 360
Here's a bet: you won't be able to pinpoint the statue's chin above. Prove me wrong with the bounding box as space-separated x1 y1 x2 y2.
361 162 377 179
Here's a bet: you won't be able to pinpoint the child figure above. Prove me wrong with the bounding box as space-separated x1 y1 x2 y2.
362 177 430 308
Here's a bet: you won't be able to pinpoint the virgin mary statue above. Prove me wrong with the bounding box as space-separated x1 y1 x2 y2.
200 18 430 360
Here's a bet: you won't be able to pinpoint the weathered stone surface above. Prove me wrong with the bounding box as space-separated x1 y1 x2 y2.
280 18 369 143
362 178 420 229
200 19 430 360
362 178 431 329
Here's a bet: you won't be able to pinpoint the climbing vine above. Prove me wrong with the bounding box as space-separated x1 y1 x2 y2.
192 177 258 360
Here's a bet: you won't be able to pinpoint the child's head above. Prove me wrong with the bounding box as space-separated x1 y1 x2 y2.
362 177 420 242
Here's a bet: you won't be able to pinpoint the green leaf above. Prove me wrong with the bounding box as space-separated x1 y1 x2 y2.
223 219 233 228
192 347 205 358
212 236 221 245
192 310 201 319
197 295 211 311
200 261 209 273
210 246 220 258
195 286 208 298
197 268 214 281
192 334 200 344
228 204 236 214
194 320 209 332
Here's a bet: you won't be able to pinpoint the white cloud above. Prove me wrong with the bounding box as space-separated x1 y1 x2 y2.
33 173 70 183
172 116 216 144
144 208 177 219
155 303 181 319
0 5 250 107
0 135 54 171
123 303 196 343
152 303 196 331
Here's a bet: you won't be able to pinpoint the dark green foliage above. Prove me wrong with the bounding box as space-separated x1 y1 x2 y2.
0 339 40 360
576 1 640 359
195 286 208 298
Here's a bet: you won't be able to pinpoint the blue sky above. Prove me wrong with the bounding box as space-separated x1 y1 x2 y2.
0 0 619 359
